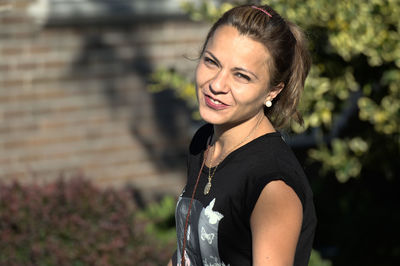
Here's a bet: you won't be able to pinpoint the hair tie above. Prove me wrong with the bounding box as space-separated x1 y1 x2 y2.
251 5 272 18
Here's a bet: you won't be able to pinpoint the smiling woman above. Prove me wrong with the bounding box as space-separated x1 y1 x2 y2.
169 4 316 266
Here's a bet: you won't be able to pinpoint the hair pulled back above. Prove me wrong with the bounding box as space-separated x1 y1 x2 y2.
200 5 311 129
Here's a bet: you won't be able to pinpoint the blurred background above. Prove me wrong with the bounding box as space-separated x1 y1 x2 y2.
0 0 399 265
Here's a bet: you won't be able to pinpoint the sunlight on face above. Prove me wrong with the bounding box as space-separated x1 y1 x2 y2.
196 25 271 126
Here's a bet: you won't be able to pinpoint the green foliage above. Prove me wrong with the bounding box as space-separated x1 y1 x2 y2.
148 68 200 119
150 0 399 183
266 0 400 182
180 0 234 22
137 196 177 244
309 249 332 266
358 69 400 135
266 0 400 65
309 137 369 182
0 178 173 266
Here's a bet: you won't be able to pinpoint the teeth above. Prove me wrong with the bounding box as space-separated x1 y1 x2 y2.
210 98 221 104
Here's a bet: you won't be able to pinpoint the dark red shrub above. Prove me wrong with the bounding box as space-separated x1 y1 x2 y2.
0 177 174 266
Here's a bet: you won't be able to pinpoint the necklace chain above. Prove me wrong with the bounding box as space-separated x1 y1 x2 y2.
204 114 264 195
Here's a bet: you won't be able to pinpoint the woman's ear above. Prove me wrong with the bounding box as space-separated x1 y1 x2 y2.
266 82 284 101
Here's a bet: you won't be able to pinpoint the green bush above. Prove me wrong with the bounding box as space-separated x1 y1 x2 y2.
137 196 176 244
0 178 174 266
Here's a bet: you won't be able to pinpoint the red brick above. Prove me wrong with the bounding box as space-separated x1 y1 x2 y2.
0 18 206 193
16 62 39 70
29 46 51 54
43 61 69 69
1 47 23 55
1 79 25 87
0 64 10 71
0 16 28 25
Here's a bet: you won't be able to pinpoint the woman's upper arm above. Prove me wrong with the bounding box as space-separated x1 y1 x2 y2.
250 180 303 266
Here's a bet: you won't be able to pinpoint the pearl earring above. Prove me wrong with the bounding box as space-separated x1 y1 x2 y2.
265 100 272 107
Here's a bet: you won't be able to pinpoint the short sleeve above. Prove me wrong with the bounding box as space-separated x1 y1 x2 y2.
244 164 307 222
244 173 283 220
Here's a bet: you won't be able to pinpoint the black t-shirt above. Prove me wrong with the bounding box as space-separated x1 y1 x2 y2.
173 124 317 266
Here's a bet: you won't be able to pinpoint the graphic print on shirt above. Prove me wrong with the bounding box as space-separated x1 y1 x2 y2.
175 197 228 266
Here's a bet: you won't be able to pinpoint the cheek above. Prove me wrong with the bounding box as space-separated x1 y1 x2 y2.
196 63 217 88
232 87 267 108
195 63 206 85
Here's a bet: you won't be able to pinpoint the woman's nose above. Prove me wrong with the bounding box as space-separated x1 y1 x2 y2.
210 70 229 94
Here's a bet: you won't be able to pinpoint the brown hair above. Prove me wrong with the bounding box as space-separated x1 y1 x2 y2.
199 5 311 129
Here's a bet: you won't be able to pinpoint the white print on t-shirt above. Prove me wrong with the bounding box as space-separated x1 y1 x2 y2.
179 187 186 198
200 226 215 244
181 250 192 266
203 255 228 266
204 198 223 224
187 224 191 241
176 197 228 266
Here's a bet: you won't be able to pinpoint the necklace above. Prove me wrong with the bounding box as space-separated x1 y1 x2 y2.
203 114 264 195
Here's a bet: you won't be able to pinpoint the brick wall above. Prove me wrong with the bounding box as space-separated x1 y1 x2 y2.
0 0 209 199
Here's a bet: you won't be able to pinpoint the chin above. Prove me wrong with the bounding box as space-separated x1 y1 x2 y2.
199 107 227 125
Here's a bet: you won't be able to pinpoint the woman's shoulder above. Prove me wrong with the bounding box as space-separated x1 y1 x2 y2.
240 134 312 203
246 132 301 168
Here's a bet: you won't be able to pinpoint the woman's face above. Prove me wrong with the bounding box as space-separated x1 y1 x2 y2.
196 25 272 126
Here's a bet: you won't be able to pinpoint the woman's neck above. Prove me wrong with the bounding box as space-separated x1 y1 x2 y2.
208 113 275 166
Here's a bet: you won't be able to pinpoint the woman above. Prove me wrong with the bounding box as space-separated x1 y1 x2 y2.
169 4 316 266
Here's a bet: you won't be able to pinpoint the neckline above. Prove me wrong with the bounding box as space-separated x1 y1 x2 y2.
202 129 281 171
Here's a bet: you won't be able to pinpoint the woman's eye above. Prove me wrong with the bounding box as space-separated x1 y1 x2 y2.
236 73 251 81
204 57 217 66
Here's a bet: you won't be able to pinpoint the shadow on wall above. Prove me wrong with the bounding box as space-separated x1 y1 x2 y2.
67 14 194 172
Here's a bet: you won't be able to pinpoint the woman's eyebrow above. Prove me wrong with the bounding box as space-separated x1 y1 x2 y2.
204 51 221 66
205 51 259 80
233 67 259 80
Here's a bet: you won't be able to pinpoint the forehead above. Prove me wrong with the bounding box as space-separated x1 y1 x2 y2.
206 25 270 72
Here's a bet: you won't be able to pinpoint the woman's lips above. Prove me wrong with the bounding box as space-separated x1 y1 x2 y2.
204 94 230 110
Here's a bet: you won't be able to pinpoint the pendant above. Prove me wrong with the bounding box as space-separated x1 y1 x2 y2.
204 181 211 195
